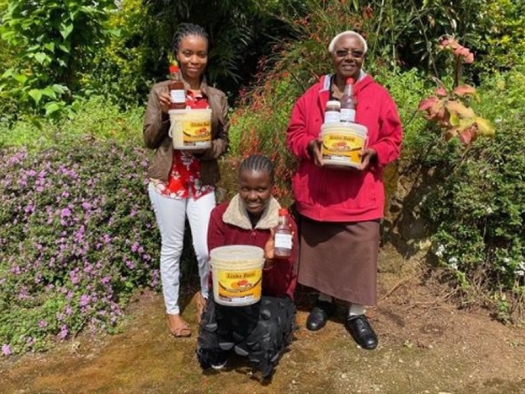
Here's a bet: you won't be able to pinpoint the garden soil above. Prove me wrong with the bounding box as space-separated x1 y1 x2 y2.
1 245 525 394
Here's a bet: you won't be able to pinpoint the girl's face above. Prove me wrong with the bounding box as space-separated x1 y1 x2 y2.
239 169 273 218
176 35 208 83
331 35 365 81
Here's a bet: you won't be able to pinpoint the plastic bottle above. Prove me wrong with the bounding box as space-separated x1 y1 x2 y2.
340 77 356 123
324 100 341 124
274 208 292 258
168 63 186 110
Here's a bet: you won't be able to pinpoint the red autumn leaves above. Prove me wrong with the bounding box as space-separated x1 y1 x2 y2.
418 37 494 145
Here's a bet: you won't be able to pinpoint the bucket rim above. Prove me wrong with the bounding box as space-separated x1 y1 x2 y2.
321 123 368 133
210 244 265 260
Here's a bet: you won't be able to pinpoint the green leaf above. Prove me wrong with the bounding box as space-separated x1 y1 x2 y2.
109 28 121 38
44 42 55 53
42 87 57 99
13 73 28 84
60 24 74 39
44 102 61 116
34 52 50 64
58 44 70 53
1 69 14 79
52 84 68 94
28 89 43 104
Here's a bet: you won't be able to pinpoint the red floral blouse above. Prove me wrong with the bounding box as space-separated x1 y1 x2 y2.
151 90 214 200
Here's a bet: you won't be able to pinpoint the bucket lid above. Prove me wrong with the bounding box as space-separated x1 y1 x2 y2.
210 245 264 261
321 122 368 135
168 109 188 114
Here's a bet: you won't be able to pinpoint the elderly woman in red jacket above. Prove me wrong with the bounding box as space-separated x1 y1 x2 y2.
197 155 297 379
286 31 402 350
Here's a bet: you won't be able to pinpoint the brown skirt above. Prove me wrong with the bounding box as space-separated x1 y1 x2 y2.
298 218 380 305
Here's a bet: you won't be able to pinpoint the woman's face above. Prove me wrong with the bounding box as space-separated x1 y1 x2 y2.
239 169 273 218
331 35 365 81
176 35 208 83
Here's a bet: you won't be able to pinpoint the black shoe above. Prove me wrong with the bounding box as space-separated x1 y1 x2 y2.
306 300 334 331
345 315 378 350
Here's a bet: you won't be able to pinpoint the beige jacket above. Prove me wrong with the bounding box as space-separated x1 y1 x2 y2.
143 76 229 186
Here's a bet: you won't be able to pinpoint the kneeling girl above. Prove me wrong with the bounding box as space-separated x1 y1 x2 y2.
197 155 297 378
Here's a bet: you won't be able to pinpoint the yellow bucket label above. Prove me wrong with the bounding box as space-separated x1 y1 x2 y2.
217 268 262 301
182 120 211 144
322 133 365 164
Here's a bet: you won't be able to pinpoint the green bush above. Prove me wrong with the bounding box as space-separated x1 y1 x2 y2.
474 66 525 122
0 96 144 151
0 0 116 119
86 0 157 108
478 0 525 71
423 111 525 318
374 68 433 157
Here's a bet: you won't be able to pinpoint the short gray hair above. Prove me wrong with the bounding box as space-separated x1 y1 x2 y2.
328 31 368 54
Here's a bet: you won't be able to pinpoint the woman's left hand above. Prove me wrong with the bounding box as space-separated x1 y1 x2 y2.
264 227 295 264
358 148 377 170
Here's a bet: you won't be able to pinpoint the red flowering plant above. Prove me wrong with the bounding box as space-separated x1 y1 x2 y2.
418 37 494 145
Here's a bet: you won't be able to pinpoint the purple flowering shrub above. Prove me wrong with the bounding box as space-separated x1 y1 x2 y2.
0 140 162 355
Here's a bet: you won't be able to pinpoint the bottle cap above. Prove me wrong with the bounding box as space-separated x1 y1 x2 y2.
278 208 289 216
326 100 341 109
346 77 355 85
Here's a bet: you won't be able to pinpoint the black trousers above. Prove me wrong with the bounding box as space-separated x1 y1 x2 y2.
196 296 296 378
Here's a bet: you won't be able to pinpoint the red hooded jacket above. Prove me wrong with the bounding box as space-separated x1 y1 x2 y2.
286 73 403 222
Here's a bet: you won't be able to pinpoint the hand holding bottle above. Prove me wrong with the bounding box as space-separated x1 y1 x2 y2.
157 91 171 114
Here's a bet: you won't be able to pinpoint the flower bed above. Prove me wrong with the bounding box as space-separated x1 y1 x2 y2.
0 139 160 354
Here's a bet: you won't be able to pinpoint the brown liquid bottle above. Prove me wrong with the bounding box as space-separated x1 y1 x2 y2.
274 208 292 258
340 77 356 123
168 64 185 110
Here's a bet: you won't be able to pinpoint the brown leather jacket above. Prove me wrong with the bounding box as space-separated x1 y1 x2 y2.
143 77 229 186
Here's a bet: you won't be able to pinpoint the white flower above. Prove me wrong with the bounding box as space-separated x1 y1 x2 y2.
448 257 459 270
486 207 493 214
435 244 446 258
515 262 525 277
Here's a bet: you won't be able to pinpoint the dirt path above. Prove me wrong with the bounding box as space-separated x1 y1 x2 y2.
1 246 525 394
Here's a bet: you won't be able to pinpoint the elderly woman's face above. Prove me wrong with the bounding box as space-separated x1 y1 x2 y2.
331 35 365 81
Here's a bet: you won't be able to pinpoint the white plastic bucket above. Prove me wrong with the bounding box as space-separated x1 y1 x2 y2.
321 122 368 168
210 245 265 307
168 108 212 150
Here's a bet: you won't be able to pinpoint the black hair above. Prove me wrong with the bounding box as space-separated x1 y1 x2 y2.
238 155 275 184
172 23 209 54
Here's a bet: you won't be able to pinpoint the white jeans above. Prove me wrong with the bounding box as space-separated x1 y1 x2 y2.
148 183 215 315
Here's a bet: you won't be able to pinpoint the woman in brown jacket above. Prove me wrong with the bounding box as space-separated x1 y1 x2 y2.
143 23 229 337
